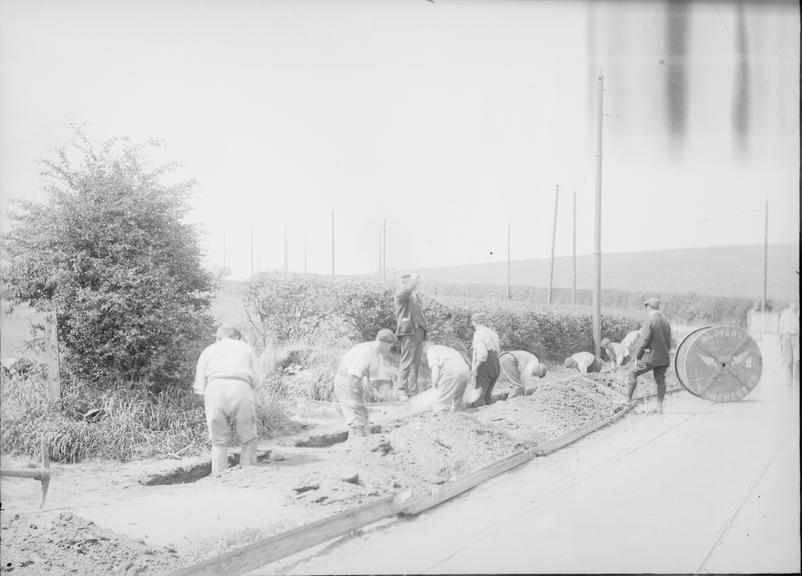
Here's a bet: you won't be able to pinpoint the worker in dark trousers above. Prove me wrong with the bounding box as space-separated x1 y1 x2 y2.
395 273 426 399
628 298 673 414
469 312 501 407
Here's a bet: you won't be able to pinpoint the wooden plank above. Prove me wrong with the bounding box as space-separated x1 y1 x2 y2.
401 450 534 516
168 494 411 576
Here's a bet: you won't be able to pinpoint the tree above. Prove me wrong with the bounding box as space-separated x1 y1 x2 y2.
2 131 216 389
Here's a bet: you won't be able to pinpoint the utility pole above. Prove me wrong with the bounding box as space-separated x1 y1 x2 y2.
331 211 335 276
250 226 254 277
593 72 604 358
378 232 382 275
548 185 560 305
761 198 768 311
506 221 511 300
572 191 577 306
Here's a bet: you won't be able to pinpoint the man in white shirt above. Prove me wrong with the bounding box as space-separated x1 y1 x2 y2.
563 351 602 375
335 329 398 439
194 326 262 475
621 330 641 356
778 301 799 387
423 342 472 411
498 350 547 398
600 338 630 371
468 313 501 407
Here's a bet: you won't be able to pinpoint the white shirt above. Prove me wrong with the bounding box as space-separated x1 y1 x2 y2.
779 307 799 335
570 351 597 374
193 338 261 394
472 325 500 363
426 345 470 376
338 342 379 379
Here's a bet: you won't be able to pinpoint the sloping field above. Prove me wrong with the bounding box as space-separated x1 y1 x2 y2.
406 243 800 301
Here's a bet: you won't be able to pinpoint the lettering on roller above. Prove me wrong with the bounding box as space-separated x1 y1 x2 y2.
674 325 762 402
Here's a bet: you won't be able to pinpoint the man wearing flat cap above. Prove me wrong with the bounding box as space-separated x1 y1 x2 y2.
627 298 672 413
334 329 398 439
395 273 427 399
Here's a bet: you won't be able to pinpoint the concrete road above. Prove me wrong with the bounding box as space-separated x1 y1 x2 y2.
263 339 800 575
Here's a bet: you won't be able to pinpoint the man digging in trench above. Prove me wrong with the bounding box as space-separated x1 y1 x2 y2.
497 350 547 399
193 326 262 475
334 329 398 439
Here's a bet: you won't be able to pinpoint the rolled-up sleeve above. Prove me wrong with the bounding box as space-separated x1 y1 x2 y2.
473 332 488 363
193 349 209 395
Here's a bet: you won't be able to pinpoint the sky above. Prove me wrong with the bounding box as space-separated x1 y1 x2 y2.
0 0 799 279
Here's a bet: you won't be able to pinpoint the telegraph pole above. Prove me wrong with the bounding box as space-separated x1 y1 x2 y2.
593 72 604 358
572 190 577 306
548 185 560 305
761 198 768 311
506 221 511 300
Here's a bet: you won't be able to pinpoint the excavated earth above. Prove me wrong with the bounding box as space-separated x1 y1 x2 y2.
1 366 675 575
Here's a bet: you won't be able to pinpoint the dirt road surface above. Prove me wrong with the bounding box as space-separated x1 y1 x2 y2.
259 337 800 575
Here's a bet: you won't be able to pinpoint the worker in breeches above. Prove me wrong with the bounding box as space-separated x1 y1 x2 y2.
422 341 471 411
335 329 398 439
627 297 672 413
468 313 501 407
498 350 547 399
395 273 427 399
193 326 261 476
600 338 630 371
778 301 799 388
563 351 602 375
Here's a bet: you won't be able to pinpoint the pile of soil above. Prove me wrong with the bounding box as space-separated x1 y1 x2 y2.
586 366 682 397
288 411 524 511
0 511 182 575
477 377 619 443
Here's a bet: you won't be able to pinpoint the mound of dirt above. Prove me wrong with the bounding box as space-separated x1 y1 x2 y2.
477 377 619 443
586 366 682 397
286 411 524 511
0 511 183 575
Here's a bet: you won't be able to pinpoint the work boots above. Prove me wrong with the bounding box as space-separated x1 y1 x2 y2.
240 440 258 468
211 446 228 476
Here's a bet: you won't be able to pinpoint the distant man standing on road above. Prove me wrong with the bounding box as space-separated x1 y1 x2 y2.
334 329 398 439
193 326 261 475
468 313 501 407
395 273 426 399
627 298 673 413
498 350 547 398
778 301 799 388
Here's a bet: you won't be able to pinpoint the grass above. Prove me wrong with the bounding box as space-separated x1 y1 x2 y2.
0 373 301 463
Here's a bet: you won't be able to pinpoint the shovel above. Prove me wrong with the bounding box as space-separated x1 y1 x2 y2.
462 371 482 405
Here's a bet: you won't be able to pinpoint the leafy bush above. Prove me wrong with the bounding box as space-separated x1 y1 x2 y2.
1 131 216 389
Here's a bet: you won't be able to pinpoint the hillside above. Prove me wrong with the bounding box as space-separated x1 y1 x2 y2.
405 244 799 302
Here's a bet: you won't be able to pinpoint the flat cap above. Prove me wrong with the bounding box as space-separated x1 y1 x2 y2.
644 297 661 310
470 312 487 324
376 328 398 345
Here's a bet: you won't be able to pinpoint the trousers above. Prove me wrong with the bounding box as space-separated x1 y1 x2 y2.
398 326 425 393
204 378 257 446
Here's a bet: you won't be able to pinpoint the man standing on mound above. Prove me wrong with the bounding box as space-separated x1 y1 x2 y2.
194 326 261 475
628 298 673 414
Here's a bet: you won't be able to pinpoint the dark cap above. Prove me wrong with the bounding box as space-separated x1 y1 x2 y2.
644 297 661 310
376 329 398 345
